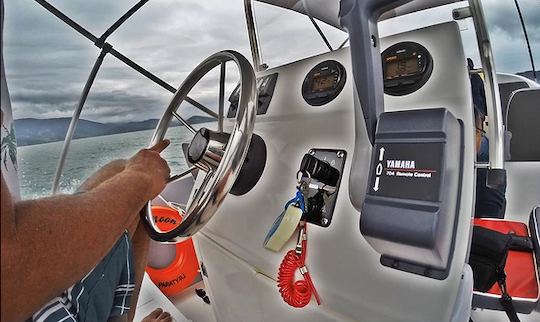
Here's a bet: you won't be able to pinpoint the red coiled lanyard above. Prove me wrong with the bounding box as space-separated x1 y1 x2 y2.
277 220 321 307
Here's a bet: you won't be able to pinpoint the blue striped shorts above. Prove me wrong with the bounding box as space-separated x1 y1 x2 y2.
29 232 135 322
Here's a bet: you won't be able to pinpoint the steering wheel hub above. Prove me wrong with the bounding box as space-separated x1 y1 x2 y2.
187 128 230 172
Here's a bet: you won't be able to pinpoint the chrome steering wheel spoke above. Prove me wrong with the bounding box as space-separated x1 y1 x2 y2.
171 110 197 134
167 166 198 184
156 194 184 213
218 61 226 133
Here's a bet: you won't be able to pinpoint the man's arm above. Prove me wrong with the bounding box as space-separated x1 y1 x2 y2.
77 159 127 192
1 140 170 322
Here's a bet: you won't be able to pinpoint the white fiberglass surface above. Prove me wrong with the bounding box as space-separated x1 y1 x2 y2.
134 274 191 322
505 162 540 221
191 22 477 322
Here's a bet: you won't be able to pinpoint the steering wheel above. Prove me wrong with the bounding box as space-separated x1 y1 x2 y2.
141 50 257 243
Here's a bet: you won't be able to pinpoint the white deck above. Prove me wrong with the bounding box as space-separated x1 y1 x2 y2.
134 274 216 322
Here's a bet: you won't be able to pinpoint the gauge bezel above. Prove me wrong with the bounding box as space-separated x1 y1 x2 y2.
382 42 433 96
302 60 347 106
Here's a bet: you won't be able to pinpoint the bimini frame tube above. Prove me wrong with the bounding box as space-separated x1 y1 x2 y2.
52 47 109 193
512 0 537 83
244 0 265 72
42 0 153 194
468 0 506 189
37 0 220 193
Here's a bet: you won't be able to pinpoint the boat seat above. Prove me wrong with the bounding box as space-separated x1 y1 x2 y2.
471 207 540 314
506 88 540 161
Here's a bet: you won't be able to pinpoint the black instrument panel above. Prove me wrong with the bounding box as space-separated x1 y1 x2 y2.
227 73 278 118
382 42 433 96
302 60 346 106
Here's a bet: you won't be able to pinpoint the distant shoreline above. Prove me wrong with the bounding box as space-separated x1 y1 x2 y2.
16 126 175 147
14 116 215 147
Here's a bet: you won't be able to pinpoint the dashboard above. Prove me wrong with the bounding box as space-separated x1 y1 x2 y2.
200 22 477 322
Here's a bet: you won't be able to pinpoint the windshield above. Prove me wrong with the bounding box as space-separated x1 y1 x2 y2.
3 0 252 198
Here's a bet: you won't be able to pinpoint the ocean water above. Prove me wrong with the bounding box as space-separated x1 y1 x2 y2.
17 125 202 200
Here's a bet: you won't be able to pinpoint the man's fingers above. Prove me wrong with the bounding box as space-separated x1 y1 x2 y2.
149 308 163 318
149 139 170 153
158 311 172 322
158 311 171 318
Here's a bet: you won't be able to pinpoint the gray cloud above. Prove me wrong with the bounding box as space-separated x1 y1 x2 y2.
476 0 539 74
485 0 540 42
378 0 539 74
3 0 253 123
3 0 538 124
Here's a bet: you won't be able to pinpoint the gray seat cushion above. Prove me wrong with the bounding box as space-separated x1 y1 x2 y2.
506 88 540 161
499 81 529 124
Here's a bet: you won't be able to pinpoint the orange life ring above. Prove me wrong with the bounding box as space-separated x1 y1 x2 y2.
146 205 200 297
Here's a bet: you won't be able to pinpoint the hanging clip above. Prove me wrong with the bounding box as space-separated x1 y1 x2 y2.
295 222 306 254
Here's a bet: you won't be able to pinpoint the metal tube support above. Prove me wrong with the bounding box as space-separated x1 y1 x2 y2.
338 37 349 50
34 0 217 120
52 46 110 194
468 0 506 188
244 0 264 72
95 0 150 47
307 15 333 52
302 0 333 52
512 0 537 83
185 97 219 119
35 0 96 42
168 166 197 183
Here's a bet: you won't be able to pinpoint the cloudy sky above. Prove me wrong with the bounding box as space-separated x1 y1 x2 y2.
2 0 538 123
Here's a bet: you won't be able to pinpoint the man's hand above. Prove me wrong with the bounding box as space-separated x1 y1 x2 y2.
125 140 171 200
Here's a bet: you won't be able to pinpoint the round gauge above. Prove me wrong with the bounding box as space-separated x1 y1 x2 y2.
382 42 433 96
302 60 346 106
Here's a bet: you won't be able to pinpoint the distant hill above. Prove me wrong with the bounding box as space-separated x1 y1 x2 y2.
14 116 215 146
